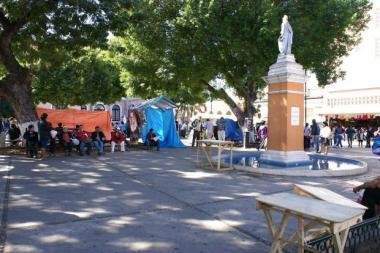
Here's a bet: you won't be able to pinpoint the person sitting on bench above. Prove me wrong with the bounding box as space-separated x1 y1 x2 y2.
146 128 160 151
76 125 92 156
8 123 21 146
23 125 39 158
353 176 380 219
111 127 125 152
91 126 106 155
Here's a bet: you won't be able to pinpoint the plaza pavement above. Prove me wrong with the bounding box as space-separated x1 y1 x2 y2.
0 144 378 253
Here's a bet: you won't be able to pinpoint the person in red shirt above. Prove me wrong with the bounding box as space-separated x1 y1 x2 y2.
76 125 92 156
111 127 125 152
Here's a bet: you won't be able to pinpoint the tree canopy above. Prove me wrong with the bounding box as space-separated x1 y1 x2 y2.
117 0 371 123
0 0 130 122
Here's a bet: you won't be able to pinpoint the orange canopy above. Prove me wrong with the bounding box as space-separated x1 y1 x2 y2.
36 108 112 139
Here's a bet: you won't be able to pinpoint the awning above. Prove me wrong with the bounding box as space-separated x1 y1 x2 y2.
135 96 176 111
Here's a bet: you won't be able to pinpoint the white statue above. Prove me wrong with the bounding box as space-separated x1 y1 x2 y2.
278 15 293 55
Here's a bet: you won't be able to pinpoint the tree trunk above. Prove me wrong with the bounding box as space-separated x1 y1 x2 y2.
0 10 37 123
0 71 38 123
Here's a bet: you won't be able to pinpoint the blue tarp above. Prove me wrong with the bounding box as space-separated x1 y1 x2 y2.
138 97 185 148
224 119 243 142
372 137 380 156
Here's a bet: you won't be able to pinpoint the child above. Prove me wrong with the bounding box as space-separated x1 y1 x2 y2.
62 127 72 156
23 125 39 158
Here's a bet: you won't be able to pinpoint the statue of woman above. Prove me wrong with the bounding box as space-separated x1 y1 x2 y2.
278 15 293 55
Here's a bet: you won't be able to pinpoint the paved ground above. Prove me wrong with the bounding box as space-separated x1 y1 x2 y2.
0 145 378 253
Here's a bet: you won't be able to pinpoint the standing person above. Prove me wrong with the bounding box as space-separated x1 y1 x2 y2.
76 125 92 156
205 119 214 140
111 127 125 152
346 125 355 148
49 123 57 157
91 126 106 155
310 119 320 153
23 125 39 158
365 126 372 148
357 127 364 148
258 121 268 150
217 117 226 141
55 122 64 146
8 123 21 146
38 113 51 159
335 124 344 149
191 118 202 147
320 121 332 155
303 123 311 150
353 176 380 219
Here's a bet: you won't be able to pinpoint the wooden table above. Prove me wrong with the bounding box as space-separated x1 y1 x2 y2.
196 140 234 170
256 192 365 253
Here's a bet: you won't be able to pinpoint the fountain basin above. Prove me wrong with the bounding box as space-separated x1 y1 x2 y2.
218 151 368 177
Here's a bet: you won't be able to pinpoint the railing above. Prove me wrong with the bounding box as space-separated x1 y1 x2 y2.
304 216 380 253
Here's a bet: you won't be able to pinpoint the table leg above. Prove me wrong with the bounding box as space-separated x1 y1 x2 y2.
333 229 349 253
263 209 289 253
205 145 214 169
230 145 233 169
297 217 304 253
217 144 222 170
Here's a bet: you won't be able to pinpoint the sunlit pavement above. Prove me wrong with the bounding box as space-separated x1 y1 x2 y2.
0 144 378 253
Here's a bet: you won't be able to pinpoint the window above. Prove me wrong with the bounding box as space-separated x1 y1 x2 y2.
112 105 121 121
94 104 105 111
376 38 380 58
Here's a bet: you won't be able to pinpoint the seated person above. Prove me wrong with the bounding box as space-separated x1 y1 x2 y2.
62 127 72 156
75 125 92 156
146 128 160 151
111 127 125 152
353 176 380 219
8 123 21 146
23 125 39 158
91 126 106 155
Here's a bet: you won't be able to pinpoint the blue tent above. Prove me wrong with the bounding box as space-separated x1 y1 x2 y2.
372 137 380 156
136 97 185 148
224 118 243 142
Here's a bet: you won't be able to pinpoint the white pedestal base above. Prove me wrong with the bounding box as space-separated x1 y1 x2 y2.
260 150 311 167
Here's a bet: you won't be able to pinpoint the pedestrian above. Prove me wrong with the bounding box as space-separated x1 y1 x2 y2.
258 121 268 150
357 128 364 148
23 124 39 158
353 176 380 219
320 121 331 155
346 125 355 148
205 119 214 139
217 117 226 141
191 118 202 147
365 126 372 148
311 119 320 153
304 123 311 150
38 113 51 159
335 124 344 148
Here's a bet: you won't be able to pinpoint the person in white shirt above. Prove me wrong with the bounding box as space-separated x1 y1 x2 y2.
320 121 332 155
205 119 214 139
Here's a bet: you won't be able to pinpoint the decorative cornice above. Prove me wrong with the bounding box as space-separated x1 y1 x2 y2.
263 54 306 84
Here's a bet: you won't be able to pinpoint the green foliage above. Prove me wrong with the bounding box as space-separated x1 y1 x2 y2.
118 0 371 115
33 50 124 108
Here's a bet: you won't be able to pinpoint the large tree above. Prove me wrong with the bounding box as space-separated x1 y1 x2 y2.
0 1 129 123
119 0 371 124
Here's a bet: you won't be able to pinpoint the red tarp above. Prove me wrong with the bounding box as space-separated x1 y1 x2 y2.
36 108 112 139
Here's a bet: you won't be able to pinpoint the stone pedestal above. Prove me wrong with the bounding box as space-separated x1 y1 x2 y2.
261 54 310 166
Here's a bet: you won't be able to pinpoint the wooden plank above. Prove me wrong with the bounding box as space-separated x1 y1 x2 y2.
197 140 234 145
294 184 367 210
256 192 364 223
